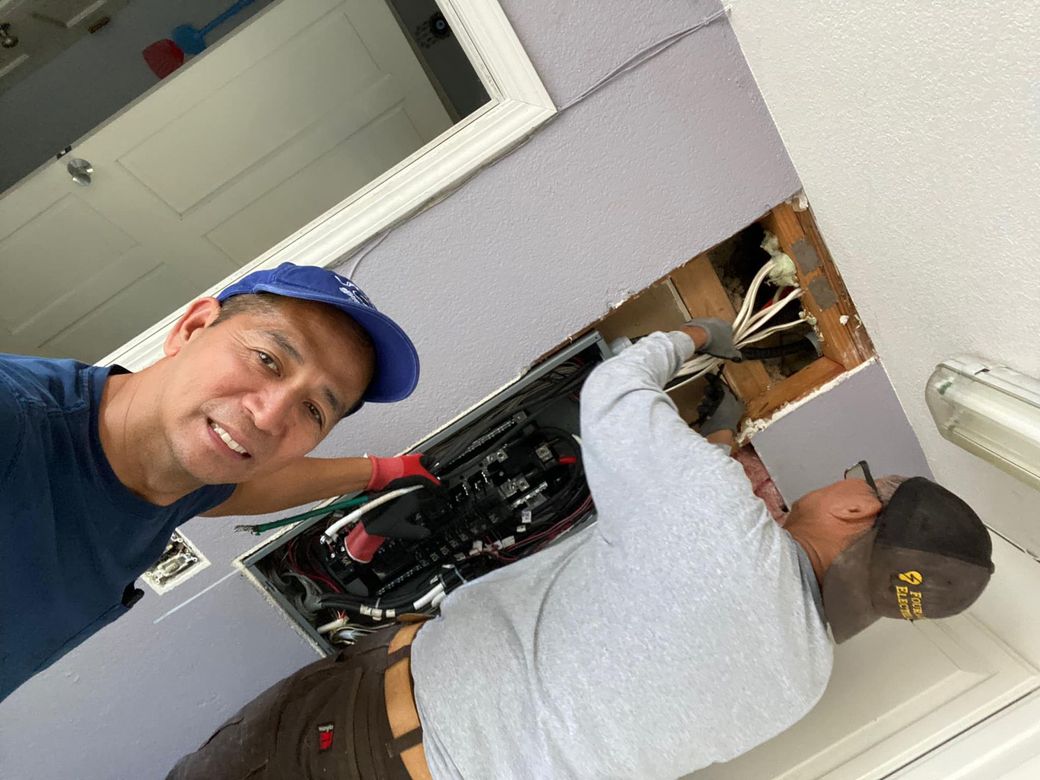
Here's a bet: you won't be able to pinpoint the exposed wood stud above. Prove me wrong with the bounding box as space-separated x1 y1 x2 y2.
669 255 772 403
746 357 846 419
759 203 873 369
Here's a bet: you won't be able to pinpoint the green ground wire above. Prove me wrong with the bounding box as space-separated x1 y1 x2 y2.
235 495 370 535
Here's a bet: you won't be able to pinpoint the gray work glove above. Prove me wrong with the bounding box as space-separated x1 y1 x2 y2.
684 317 742 361
697 384 747 437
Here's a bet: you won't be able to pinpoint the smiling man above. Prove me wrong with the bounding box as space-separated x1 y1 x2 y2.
0 262 437 702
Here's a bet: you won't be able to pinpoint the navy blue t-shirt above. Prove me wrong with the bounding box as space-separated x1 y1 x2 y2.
0 354 235 702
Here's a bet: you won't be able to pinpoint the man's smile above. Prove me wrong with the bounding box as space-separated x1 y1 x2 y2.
207 419 252 458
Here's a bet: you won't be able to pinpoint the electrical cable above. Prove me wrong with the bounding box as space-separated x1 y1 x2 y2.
316 577 446 618
333 6 732 298
317 616 350 634
740 336 818 361
432 359 596 476
732 260 776 335
321 486 423 541
736 318 809 346
557 7 730 111
286 538 342 594
668 256 813 394
341 230 390 279
412 584 445 610
436 418 528 478
742 288 804 333
235 495 369 535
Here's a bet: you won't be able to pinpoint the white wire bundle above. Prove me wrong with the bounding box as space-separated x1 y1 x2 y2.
321 485 423 542
669 259 808 393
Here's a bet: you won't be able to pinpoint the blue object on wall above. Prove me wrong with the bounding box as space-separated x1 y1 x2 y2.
171 0 259 56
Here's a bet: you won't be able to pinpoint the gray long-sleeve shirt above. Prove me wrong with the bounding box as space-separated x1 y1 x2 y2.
411 331 833 779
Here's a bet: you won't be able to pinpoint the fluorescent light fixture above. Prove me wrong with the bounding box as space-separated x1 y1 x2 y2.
926 357 1040 492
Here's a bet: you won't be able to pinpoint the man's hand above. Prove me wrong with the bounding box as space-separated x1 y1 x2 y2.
683 317 742 361
697 383 746 437
366 453 440 492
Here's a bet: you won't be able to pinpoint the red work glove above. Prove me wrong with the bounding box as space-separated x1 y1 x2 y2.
365 453 440 492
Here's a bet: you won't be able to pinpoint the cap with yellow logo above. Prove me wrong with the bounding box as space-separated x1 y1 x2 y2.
822 477 995 643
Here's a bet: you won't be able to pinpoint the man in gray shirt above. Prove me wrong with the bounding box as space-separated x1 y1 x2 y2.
169 322 993 780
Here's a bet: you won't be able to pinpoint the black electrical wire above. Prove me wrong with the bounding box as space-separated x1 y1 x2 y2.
316 576 442 615
740 336 818 361
526 427 587 522
692 374 726 428
432 360 595 475
317 571 438 610
436 417 529 478
452 360 590 438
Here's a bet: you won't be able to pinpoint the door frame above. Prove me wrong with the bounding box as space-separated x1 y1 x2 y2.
102 0 554 370
887 688 1040 778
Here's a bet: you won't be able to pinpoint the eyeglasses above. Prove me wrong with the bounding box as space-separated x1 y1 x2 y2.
844 460 881 501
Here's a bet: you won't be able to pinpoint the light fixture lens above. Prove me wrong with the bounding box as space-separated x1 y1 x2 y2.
927 358 1040 492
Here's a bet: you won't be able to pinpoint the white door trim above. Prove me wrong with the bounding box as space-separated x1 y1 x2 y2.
887 688 1040 779
102 0 554 370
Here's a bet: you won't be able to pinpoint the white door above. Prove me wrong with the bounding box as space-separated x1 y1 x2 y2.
685 534 1040 780
0 0 452 362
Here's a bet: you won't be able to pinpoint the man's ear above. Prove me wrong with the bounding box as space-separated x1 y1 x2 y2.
833 493 883 526
164 298 222 357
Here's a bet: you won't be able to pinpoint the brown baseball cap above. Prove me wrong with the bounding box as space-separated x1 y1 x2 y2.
823 474 995 644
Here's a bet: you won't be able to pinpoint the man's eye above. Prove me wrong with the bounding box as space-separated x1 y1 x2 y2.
256 351 279 373
306 402 324 427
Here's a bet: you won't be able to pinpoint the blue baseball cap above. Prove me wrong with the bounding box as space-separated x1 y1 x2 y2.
216 262 419 404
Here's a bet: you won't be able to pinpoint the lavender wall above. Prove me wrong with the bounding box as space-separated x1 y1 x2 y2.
0 2 815 777
752 361 933 502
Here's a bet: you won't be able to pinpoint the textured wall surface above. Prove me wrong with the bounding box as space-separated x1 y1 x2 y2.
0 2 810 778
728 1 1040 553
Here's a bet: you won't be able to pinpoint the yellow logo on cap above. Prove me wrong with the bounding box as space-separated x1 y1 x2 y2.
895 571 926 620
898 570 923 586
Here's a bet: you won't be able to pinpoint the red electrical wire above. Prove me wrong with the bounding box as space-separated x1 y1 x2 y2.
287 538 342 593
498 495 595 557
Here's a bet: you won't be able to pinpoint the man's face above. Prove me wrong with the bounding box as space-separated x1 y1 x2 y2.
158 297 374 485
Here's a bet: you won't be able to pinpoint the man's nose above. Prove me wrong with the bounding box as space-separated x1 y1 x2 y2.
243 386 296 434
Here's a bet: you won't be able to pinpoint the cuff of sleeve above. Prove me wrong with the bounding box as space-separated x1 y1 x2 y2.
366 455 398 492
667 330 698 362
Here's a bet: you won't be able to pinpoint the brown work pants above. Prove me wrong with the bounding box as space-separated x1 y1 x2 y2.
166 628 414 780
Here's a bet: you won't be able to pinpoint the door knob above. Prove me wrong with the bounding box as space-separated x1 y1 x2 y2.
67 158 94 186
0 23 18 49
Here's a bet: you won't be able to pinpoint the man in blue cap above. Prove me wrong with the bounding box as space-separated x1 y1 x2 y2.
0 262 437 702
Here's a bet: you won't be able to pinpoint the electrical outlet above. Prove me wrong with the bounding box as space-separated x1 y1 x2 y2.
142 531 209 594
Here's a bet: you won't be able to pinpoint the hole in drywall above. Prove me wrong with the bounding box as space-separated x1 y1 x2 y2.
706 222 817 381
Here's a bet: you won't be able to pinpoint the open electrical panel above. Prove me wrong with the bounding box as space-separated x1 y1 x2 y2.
240 333 608 652
239 201 874 652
